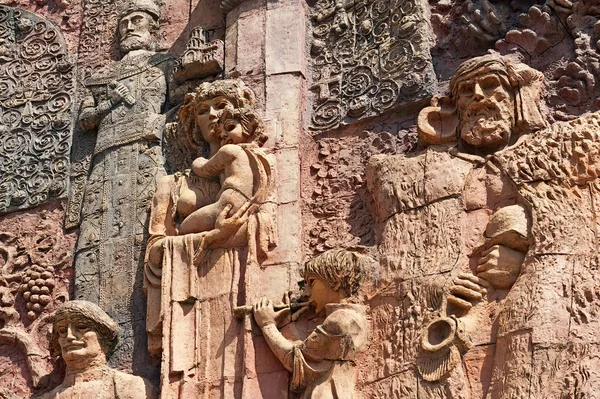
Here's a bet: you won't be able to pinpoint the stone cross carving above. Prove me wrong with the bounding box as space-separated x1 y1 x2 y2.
310 65 340 103
0 6 74 213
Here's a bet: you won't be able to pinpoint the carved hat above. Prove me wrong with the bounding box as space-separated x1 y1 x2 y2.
449 53 547 135
49 300 120 358
118 0 161 20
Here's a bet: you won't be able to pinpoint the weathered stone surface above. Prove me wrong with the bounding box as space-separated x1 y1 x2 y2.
36 301 156 399
0 6 74 214
0 201 75 398
308 0 436 131
5 0 600 397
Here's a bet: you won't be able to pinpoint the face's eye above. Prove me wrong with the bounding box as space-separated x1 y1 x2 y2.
479 75 501 91
307 277 316 287
76 323 90 332
57 326 68 336
197 105 209 115
132 15 144 25
226 123 238 132
459 82 474 97
216 100 230 110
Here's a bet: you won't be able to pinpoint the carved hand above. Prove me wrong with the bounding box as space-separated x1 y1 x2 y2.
195 202 258 250
447 272 489 314
253 297 277 328
476 245 525 290
109 82 135 105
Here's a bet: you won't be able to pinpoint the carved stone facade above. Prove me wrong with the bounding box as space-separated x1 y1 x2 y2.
0 6 74 214
308 0 435 131
3 0 600 398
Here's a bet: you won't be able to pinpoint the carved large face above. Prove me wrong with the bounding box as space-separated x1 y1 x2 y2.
456 72 515 150
118 11 155 53
302 273 341 314
195 96 233 144
56 317 105 365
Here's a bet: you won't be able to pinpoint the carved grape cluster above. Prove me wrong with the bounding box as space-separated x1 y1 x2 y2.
19 265 55 320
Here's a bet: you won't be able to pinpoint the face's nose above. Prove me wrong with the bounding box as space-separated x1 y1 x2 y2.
302 283 312 298
66 324 77 340
208 106 220 122
472 81 485 101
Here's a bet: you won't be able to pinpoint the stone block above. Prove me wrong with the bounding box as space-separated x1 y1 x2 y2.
262 202 301 265
274 148 300 205
366 153 427 223
245 262 292 304
190 0 225 31
265 2 306 76
230 3 266 76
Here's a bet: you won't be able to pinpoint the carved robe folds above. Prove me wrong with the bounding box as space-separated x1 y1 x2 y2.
145 159 276 397
288 303 367 399
74 51 173 368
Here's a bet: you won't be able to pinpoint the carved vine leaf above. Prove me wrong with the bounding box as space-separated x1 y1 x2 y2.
492 1 600 120
430 0 536 58
307 128 416 254
0 6 74 214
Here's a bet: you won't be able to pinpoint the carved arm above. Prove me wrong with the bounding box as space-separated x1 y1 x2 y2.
192 144 241 178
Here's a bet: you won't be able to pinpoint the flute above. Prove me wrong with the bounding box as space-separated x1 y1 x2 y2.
233 301 311 320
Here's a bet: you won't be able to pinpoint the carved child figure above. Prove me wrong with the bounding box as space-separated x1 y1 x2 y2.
37 301 156 399
177 105 269 235
253 249 369 398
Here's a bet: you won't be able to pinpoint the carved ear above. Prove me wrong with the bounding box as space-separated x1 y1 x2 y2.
417 96 459 146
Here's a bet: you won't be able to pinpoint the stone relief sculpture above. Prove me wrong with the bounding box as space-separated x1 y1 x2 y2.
368 52 600 397
36 301 156 399
0 6 74 213
415 54 541 384
71 0 224 372
144 79 276 397
308 0 435 131
253 249 369 398
72 0 174 370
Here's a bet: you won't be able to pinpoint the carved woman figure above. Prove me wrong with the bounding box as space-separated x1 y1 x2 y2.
253 249 369 399
177 104 271 235
143 79 276 397
37 301 156 399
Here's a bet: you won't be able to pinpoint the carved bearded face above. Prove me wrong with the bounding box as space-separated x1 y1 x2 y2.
456 72 516 150
56 317 106 365
118 11 156 53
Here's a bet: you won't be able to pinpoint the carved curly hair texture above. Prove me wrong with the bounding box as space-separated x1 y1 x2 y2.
220 107 268 146
49 301 120 358
303 249 369 297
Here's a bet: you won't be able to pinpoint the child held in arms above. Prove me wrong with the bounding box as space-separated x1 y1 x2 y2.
253 249 370 398
177 105 270 235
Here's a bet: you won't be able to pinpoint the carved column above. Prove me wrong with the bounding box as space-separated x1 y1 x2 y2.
223 0 307 397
